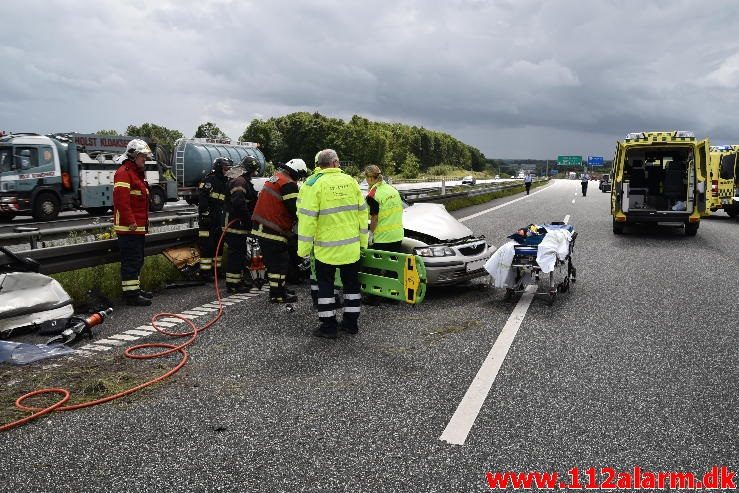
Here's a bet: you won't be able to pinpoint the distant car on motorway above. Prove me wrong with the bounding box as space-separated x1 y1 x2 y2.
461 175 476 185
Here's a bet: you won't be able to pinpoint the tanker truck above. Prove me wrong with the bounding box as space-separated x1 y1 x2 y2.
0 133 266 221
171 137 266 204
0 132 178 221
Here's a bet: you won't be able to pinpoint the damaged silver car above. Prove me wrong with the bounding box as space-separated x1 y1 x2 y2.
400 202 493 285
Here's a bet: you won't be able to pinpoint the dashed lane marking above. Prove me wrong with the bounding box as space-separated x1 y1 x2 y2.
124 329 155 337
563 214 570 224
79 344 112 352
109 334 140 342
94 338 126 346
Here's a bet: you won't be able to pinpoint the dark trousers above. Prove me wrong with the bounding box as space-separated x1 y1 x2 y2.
225 232 250 287
525 182 531 195
581 182 588 196
259 237 289 298
118 234 145 298
315 259 361 333
372 241 403 253
198 226 223 273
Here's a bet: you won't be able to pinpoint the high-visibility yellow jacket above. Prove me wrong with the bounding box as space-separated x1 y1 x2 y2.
297 168 368 264
367 181 404 243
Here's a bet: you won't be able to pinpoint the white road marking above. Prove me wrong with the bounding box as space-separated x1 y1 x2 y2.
109 334 140 341
125 329 155 337
79 344 112 352
194 307 218 312
94 338 126 346
174 314 197 320
571 199 576 204
440 212 570 446
440 285 537 446
135 325 158 331
458 183 554 223
160 317 185 324
182 310 208 316
151 321 176 328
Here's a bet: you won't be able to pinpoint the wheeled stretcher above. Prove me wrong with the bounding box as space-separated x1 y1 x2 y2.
503 222 578 305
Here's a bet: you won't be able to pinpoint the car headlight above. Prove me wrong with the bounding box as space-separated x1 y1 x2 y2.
414 246 454 257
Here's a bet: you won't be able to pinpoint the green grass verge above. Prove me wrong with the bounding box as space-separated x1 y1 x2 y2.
442 180 549 212
50 254 185 305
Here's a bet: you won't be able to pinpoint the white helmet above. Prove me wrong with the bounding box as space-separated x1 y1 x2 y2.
126 139 154 160
281 158 308 180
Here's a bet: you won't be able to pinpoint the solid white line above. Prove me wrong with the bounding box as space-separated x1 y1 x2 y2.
458 183 554 223
440 284 537 446
563 214 570 224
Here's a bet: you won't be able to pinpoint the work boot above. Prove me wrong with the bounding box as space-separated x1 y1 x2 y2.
339 321 359 335
227 283 254 294
125 295 152 307
312 327 338 339
270 292 298 304
140 290 153 299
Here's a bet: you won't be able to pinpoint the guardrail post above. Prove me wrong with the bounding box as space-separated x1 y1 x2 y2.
441 178 446 196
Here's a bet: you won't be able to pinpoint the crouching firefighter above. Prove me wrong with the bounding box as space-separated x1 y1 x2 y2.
224 155 260 293
198 157 231 281
113 139 154 306
252 158 308 303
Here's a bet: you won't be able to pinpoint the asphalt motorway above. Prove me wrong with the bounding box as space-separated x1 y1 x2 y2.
2 179 738 492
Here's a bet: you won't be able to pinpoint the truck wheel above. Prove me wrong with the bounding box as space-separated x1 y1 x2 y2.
149 187 165 212
33 192 60 221
612 219 625 234
685 222 699 236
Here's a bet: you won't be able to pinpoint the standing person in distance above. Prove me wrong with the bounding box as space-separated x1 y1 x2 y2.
524 171 533 195
297 149 368 339
364 165 404 253
224 155 260 293
252 158 307 303
581 169 590 197
113 139 153 306
197 157 232 281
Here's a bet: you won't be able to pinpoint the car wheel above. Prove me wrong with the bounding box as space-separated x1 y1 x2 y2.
33 192 60 221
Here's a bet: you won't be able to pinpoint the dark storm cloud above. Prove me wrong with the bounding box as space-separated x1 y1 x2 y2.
2 0 739 157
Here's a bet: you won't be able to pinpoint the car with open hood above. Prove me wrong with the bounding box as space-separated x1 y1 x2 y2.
400 202 493 285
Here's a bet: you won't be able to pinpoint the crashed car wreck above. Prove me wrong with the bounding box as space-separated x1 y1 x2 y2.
400 202 493 285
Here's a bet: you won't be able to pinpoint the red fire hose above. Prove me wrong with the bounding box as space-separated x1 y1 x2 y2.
0 221 241 432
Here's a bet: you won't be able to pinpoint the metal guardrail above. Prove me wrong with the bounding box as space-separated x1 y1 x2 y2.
0 229 198 275
0 212 198 249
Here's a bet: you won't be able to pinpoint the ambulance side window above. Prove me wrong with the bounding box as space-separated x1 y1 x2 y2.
720 154 735 180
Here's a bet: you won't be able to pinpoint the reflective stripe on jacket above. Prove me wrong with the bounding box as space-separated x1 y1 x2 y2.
297 168 368 265
113 160 149 235
368 181 404 243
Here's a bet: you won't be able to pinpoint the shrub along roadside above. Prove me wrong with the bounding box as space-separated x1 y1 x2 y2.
437 179 549 212
51 254 185 306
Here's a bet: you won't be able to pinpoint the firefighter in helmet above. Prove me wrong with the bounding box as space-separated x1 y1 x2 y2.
224 155 260 293
113 139 153 306
252 158 308 303
197 156 232 280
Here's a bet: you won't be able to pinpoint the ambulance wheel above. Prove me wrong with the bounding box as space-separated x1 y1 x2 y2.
612 219 625 235
149 187 165 212
33 192 60 221
684 222 699 236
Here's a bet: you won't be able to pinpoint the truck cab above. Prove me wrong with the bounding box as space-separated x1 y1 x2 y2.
610 131 709 236
707 145 738 218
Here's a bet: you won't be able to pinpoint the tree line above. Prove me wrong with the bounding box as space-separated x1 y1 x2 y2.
100 113 491 178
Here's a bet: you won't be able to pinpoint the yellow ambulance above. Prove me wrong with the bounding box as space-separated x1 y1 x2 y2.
707 145 738 218
610 131 709 236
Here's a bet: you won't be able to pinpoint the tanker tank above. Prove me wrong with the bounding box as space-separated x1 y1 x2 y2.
173 138 266 188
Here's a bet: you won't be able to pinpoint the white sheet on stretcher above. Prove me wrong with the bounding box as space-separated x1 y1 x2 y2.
484 230 573 287
536 229 572 273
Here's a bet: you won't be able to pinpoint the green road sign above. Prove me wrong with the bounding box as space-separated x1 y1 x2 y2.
557 155 583 166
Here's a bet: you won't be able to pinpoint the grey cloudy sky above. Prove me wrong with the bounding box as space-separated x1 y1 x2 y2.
2 0 739 159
